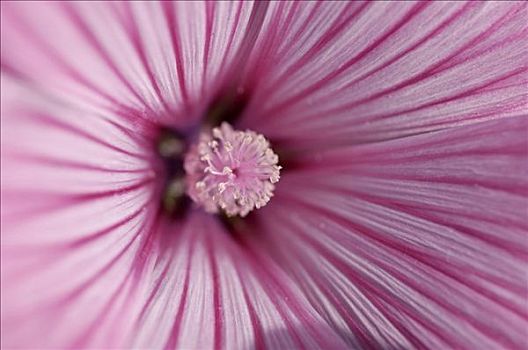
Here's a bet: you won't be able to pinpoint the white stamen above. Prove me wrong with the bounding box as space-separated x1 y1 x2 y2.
184 122 281 217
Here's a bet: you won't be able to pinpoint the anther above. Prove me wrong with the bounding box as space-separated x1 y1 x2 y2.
184 122 281 217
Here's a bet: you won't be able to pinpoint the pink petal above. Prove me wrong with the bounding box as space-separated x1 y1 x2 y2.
238 2 527 149
0 1 258 127
249 117 528 348
1 73 160 348
130 211 348 349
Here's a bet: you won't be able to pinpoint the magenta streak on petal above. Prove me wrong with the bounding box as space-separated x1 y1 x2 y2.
365 247 526 348
290 188 526 280
215 1 244 81
2 188 152 281
317 4 528 120
269 117 527 346
206 233 224 350
164 234 194 350
238 279 266 350
274 1 323 58
69 260 139 349
250 1 368 101
422 5 527 76
277 198 524 349
230 233 347 349
281 1 322 46
385 201 528 262
3 192 153 257
336 165 528 202
104 115 159 154
243 1 295 89
222 1 269 91
230 255 306 350
250 231 375 350
264 1 302 56
58 212 148 303
316 133 528 191
106 210 163 347
265 72 525 150
1 5 141 116
10 211 148 337
2 151 151 176
310 278 377 349
350 67 528 126
249 208 420 349
297 189 528 298
132 220 184 332
134 253 173 328
328 1 479 97
60 3 153 111
265 205 473 348
41 179 152 205
112 3 174 115
22 111 150 161
161 1 190 110
352 107 527 144
72 206 150 251
255 1 430 119
283 216 427 349
131 212 166 276
244 1 286 80
200 1 215 97
263 2 526 130
1 179 153 229
321 192 524 272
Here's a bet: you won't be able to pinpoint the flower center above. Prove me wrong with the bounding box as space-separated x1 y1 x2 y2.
155 128 189 217
184 122 281 217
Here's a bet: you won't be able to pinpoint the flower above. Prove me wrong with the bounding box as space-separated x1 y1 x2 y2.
1 1 527 349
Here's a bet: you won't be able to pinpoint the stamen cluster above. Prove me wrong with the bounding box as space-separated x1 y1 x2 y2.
184 122 281 217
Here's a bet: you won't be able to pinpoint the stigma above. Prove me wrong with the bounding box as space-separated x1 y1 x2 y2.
184 122 281 217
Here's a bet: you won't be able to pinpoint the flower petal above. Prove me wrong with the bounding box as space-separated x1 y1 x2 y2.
238 1 527 149
0 1 258 126
248 117 528 348
131 211 348 349
1 73 159 348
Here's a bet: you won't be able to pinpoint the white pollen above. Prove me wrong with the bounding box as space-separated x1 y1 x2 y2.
224 141 233 152
243 135 252 144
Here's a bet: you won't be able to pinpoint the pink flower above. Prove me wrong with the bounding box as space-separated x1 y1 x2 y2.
1 1 527 349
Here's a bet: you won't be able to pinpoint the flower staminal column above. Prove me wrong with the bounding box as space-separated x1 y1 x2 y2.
185 122 281 217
